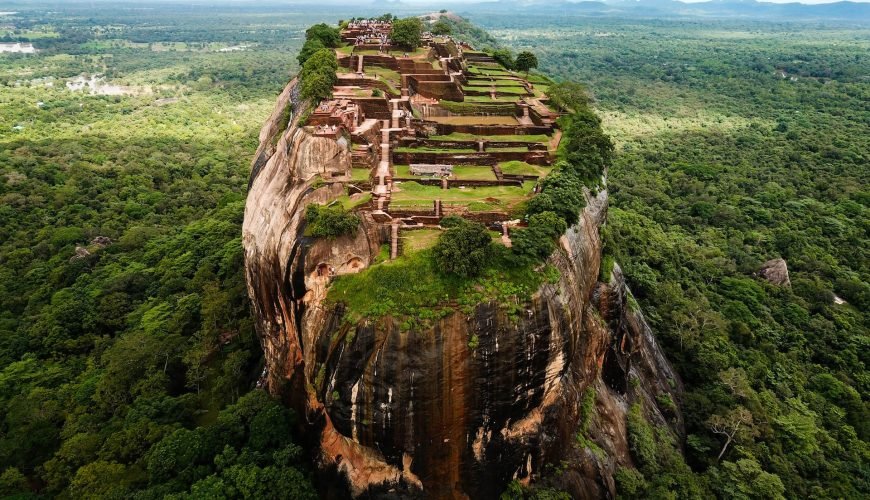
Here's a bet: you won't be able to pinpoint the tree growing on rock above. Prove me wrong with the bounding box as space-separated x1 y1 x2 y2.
299 49 338 102
510 211 566 264
304 23 342 48
433 219 492 278
547 81 591 113
300 72 335 102
305 204 360 238
514 51 538 75
297 38 324 66
391 18 423 51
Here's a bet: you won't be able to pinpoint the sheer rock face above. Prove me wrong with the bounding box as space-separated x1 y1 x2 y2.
243 81 683 499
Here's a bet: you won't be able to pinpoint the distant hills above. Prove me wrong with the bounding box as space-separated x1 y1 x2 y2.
7 0 868 22
457 0 870 21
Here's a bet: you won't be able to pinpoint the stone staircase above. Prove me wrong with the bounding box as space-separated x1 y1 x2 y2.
492 164 504 181
351 144 371 169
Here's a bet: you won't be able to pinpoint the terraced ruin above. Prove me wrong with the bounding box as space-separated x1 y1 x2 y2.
306 19 562 259
243 16 635 498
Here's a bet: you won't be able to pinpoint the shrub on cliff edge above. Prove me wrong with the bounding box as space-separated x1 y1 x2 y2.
305 204 360 238
299 48 338 102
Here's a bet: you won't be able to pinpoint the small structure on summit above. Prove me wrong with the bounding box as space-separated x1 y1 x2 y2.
410 164 453 176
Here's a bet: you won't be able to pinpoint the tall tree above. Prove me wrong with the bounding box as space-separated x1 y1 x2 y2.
433 220 493 278
391 18 423 51
708 406 758 461
432 20 452 36
514 50 538 75
492 48 514 70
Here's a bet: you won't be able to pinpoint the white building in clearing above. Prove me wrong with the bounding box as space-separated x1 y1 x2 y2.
0 42 36 53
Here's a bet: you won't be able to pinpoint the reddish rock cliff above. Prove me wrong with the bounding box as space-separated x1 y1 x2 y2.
243 80 683 499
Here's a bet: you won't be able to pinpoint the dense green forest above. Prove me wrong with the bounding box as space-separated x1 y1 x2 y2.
472 13 868 498
0 5 343 497
0 3 867 498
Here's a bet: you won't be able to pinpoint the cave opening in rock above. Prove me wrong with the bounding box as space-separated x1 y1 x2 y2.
601 346 627 395
316 262 329 277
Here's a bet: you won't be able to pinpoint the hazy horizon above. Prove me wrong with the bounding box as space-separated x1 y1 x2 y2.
6 0 868 6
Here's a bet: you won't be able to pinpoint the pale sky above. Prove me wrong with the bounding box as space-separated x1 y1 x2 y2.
406 0 870 4
678 0 870 3
90 0 870 6
139 0 870 4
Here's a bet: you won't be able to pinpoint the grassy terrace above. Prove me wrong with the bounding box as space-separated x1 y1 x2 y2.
336 64 400 94
364 64 402 80
438 101 517 115
468 67 512 76
394 165 496 180
532 85 549 98
451 166 497 180
464 96 521 103
401 228 443 253
489 146 532 153
334 192 372 210
336 45 430 57
525 74 553 85
327 248 553 326
357 47 430 57
394 146 529 155
470 61 503 67
463 86 528 95
393 165 417 178
464 81 526 87
350 168 371 182
429 133 549 143
428 115 519 125
394 146 477 153
365 65 402 83
465 79 525 86
498 161 552 177
390 181 535 209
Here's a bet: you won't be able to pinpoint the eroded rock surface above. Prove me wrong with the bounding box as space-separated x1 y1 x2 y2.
758 258 791 286
243 80 683 499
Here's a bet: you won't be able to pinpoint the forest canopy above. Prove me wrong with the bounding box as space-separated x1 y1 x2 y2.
0 4 866 499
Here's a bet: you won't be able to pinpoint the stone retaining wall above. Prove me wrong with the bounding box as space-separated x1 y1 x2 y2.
408 78 464 101
430 123 553 136
401 138 546 150
335 77 398 97
393 150 548 165
392 178 526 188
352 97 391 121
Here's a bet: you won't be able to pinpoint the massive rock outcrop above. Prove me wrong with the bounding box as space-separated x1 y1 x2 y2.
243 80 683 499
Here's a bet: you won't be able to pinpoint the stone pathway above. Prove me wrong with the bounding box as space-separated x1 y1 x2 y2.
375 120 392 210
390 223 399 259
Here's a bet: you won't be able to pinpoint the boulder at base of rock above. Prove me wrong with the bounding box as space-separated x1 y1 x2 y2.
759 258 790 286
90 236 112 247
70 246 90 262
